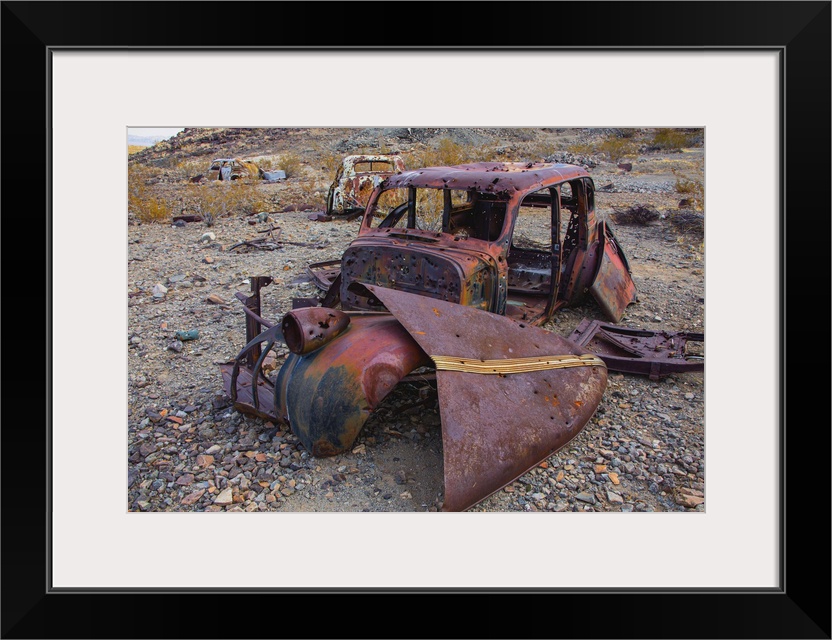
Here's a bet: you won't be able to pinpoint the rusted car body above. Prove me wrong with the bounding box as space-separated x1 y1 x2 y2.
208 158 261 181
221 162 646 511
325 154 406 217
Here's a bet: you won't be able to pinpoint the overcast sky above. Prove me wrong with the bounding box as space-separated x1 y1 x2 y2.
128 127 184 139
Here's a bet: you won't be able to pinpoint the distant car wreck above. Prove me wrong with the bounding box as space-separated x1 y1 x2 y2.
207 158 262 181
220 162 704 511
325 154 406 218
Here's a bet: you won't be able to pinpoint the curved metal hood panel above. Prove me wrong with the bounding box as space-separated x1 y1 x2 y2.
366 285 608 512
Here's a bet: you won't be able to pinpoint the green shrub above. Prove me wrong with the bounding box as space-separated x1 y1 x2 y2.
277 152 302 178
672 170 704 211
597 136 638 163
186 182 268 225
128 164 172 222
650 128 701 151
409 137 490 169
568 135 637 163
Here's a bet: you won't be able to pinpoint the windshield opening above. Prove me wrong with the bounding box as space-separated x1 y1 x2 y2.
364 187 508 241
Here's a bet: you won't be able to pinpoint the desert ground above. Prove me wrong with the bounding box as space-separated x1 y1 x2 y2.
127 127 705 513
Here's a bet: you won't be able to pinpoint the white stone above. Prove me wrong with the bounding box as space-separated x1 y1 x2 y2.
607 491 624 504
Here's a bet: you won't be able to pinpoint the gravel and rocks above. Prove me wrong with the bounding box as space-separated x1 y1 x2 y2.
128 128 704 514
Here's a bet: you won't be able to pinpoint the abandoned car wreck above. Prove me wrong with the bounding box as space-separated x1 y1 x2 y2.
325 154 406 217
220 162 704 511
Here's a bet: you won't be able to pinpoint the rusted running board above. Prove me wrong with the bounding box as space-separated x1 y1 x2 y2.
568 318 704 380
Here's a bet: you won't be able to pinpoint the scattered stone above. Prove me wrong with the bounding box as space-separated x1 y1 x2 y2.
181 489 205 505
608 472 620 485
176 474 195 486
196 454 214 468
676 494 704 508
607 491 624 504
139 442 157 457
575 492 596 504
214 488 233 505
152 283 167 298
206 294 227 305
200 232 216 243
204 444 222 455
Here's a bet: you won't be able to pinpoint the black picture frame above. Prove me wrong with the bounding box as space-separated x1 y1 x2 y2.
2 2 829 638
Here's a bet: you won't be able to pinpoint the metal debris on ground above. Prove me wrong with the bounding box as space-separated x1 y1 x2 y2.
228 225 327 252
172 214 203 223
568 318 704 380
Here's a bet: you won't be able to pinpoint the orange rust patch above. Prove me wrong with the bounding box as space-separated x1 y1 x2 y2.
575 400 583 407
432 308 441 317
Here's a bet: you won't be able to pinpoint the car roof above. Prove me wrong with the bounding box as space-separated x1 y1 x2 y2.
384 162 590 196
344 154 403 164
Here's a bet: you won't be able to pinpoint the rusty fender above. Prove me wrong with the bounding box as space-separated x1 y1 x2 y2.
366 285 608 512
275 313 432 457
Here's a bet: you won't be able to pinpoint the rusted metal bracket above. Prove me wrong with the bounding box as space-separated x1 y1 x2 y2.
568 318 704 380
219 277 284 420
